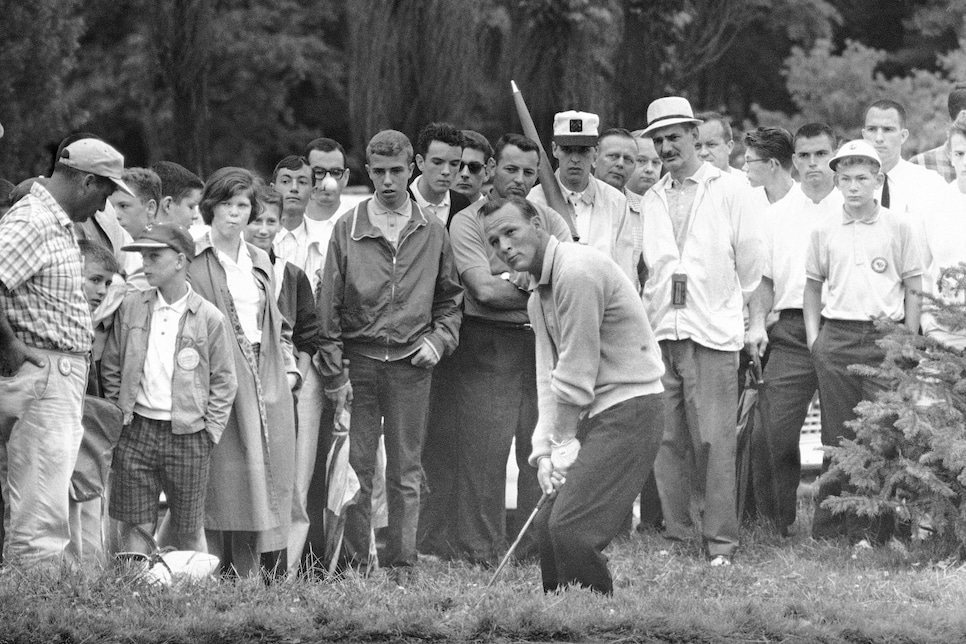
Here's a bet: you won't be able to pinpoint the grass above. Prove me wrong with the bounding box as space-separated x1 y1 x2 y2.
3 503 966 643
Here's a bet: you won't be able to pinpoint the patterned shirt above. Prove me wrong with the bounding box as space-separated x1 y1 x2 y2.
0 183 93 352
909 144 956 183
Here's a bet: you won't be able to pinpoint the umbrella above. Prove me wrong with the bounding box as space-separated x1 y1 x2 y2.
735 355 763 521
324 406 360 575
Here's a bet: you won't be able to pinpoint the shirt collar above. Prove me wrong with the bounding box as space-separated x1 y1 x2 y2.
841 204 881 225
30 182 73 230
155 283 193 313
534 236 561 288
555 172 596 205
410 177 450 210
275 220 307 244
371 195 413 218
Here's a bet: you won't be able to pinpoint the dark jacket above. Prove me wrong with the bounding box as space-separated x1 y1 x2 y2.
317 199 463 387
407 187 471 230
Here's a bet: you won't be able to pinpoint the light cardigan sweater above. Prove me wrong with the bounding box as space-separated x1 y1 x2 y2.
528 237 664 465
640 162 763 351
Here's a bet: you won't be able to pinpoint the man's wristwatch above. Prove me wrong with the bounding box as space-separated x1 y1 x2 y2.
500 272 529 293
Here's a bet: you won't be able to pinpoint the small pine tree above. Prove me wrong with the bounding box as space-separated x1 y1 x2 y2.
820 266 966 555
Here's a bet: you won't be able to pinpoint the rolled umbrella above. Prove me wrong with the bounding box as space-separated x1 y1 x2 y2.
510 80 579 241
324 408 360 576
735 356 763 521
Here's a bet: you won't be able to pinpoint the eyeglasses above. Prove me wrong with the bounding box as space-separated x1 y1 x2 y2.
312 167 346 179
459 161 485 174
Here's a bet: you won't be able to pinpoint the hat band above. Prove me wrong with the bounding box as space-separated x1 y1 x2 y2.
646 113 697 127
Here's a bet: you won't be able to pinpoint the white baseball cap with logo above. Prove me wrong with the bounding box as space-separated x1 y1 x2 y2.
58 138 134 195
828 139 882 171
553 111 600 147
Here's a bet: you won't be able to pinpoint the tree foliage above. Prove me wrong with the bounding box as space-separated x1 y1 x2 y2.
1 0 965 180
0 0 84 179
821 267 966 555
754 38 958 152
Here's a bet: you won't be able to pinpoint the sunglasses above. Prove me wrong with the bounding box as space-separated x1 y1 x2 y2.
312 167 346 179
460 161 485 174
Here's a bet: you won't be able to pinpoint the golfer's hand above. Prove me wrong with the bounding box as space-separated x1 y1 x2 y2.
744 325 768 360
550 438 580 479
0 337 45 377
410 342 440 369
325 380 353 416
537 457 556 495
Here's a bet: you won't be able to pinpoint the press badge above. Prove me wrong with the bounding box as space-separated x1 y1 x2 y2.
177 347 201 370
671 273 687 308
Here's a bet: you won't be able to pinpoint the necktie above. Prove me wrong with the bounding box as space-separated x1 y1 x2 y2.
881 174 890 209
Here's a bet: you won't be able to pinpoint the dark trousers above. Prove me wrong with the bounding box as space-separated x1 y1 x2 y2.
343 353 433 568
811 319 888 540
535 394 663 594
453 320 540 564
417 351 462 557
757 311 818 531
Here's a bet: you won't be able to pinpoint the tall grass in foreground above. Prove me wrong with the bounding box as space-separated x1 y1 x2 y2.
3 505 966 644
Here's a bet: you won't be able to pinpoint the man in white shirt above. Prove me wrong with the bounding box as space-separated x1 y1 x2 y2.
528 111 634 283
742 126 796 205
862 99 947 223
695 111 747 181
302 138 354 294
640 96 763 565
627 131 663 196
453 130 493 205
408 122 471 228
745 123 842 536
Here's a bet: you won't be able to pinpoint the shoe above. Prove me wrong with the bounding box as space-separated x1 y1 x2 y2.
709 555 732 567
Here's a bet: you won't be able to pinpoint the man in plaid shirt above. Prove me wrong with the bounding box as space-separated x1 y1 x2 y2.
0 136 133 566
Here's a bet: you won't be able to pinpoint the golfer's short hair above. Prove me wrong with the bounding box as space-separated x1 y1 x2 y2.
481 195 538 221
366 130 414 164
493 133 540 163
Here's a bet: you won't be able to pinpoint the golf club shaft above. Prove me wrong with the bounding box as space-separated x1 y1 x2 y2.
483 491 550 591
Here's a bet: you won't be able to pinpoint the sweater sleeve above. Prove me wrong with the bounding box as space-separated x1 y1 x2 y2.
528 292 555 465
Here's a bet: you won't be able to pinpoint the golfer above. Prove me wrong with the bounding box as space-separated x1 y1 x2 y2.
482 196 665 594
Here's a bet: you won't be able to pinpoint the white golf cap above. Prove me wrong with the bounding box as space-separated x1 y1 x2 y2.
553 111 599 146
829 139 881 171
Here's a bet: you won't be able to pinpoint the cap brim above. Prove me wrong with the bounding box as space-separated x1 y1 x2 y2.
828 153 880 171
120 241 172 252
640 117 702 137
553 135 598 147
111 177 135 196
